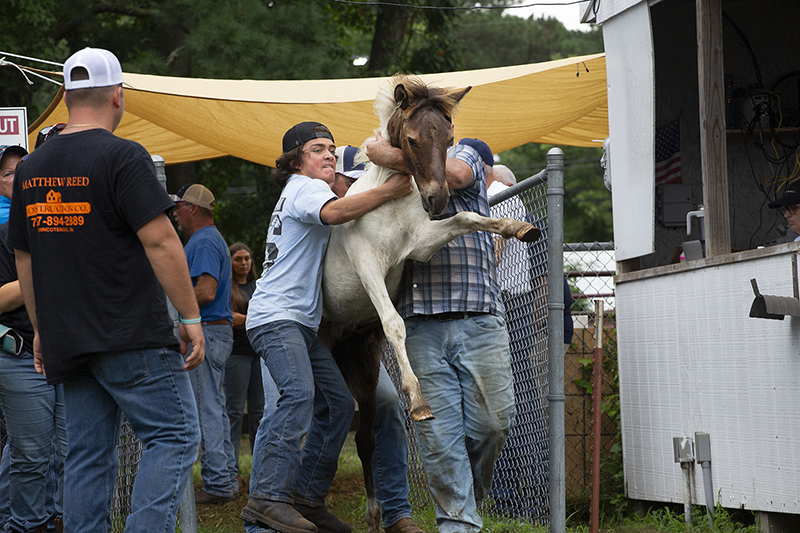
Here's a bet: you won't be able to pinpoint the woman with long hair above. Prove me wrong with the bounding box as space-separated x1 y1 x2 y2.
224 242 264 471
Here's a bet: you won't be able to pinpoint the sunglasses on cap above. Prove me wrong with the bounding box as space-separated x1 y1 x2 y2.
35 123 67 149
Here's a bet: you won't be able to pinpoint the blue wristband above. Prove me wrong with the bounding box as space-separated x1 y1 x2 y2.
180 317 201 325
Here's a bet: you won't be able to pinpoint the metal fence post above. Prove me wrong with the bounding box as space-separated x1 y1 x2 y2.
546 147 566 533
153 155 199 533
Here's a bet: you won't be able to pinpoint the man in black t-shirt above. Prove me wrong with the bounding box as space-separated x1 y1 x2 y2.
8 48 205 533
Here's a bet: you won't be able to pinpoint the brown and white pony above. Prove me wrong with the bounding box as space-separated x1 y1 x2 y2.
323 75 539 532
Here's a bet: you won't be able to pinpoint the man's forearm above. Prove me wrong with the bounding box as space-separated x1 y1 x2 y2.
14 250 37 331
0 280 24 315
148 240 201 319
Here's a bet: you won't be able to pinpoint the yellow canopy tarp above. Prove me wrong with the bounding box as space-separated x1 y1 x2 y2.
29 53 607 166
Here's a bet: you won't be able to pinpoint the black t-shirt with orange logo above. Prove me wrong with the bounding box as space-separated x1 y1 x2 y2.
8 129 178 384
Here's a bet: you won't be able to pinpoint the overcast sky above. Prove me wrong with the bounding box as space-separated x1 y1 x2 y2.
505 1 588 32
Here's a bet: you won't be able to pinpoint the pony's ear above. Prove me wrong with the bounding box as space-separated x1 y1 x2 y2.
395 84 409 110
452 86 472 104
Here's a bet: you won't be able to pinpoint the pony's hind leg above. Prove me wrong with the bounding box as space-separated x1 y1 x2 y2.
333 326 383 533
408 212 540 263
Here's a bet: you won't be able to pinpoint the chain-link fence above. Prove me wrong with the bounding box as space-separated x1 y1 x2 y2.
381 174 552 523
380 173 553 523
562 242 617 509
111 419 143 531
382 193 618 523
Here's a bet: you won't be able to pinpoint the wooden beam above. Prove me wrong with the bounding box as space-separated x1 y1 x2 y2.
696 0 730 257
616 257 640 276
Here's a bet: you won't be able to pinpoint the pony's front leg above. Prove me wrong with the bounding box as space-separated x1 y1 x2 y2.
348 247 433 422
408 213 540 262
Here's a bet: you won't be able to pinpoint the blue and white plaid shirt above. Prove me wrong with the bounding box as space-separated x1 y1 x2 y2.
396 144 505 319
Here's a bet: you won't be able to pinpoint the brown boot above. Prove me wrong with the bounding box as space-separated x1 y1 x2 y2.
54 518 64 533
385 517 425 533
293 503 351 533
241 498 318 533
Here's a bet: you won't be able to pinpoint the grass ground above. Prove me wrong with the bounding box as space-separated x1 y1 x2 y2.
191 434 761 533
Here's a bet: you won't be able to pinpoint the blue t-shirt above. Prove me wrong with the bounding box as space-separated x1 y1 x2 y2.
246 174 337 331
185 225 233 323
0 196 10 225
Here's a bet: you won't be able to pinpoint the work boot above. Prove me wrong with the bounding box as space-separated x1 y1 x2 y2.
196 488 234 505
384 517 425 533
54 518 64 533
241 498 318 533
293 502 351 533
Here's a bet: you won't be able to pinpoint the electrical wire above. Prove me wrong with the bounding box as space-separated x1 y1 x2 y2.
0 58 62 86
325 0 586 11
723 10 800 190
0 50 63 68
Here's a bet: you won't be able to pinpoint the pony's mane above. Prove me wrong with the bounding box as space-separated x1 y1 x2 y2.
358 74 462 184
373 75 461 133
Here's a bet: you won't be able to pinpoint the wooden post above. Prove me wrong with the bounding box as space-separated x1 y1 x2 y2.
590 300 605 533
696 0 730 257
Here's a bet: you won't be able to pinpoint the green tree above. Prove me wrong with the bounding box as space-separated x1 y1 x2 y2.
451 10 609 242
498 143 611 243
1 0 610 252
454 9 603 68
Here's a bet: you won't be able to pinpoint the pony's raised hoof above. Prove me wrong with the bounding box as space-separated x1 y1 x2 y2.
410 404 434 422
516 225 542 243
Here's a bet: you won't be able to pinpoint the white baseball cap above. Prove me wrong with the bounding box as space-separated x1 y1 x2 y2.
335 145 366 174
63 48 124 90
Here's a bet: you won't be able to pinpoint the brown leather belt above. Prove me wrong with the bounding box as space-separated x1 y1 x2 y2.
202 319 231 326
426 311 487 322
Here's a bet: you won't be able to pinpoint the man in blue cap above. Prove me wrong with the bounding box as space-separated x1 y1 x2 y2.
331 145 365 198
0 146 27 225
366 135 515 533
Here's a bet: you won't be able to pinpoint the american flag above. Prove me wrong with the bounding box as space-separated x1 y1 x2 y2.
655 119 681 188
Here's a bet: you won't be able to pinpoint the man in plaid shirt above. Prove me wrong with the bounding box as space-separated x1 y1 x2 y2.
367 136 516 533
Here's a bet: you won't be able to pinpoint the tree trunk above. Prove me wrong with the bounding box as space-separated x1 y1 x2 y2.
368 1 414 75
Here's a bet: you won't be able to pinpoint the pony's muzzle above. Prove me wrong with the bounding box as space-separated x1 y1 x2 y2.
419 188 450 218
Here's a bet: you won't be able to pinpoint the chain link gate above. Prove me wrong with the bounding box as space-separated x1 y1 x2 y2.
381 169 554 523
562 242 617 509
381 191 618 524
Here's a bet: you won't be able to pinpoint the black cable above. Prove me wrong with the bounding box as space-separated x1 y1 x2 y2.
722 11 764 89
325 0 586 11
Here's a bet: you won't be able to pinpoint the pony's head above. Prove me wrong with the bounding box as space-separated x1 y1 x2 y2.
383 76 471 216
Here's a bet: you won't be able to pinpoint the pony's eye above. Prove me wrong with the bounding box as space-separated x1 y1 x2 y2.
407 137 418 148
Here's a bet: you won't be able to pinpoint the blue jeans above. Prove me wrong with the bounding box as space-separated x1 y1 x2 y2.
0 441 66 533
224 351 264 468
189 324 237 497
247 321 354 507
374 362 412 527
405 314 515 533
245 344 411 532
62 347 200 533
0 350 66 532
246 358 280 533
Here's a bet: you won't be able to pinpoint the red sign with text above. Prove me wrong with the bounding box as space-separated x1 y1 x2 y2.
0 108 28 151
